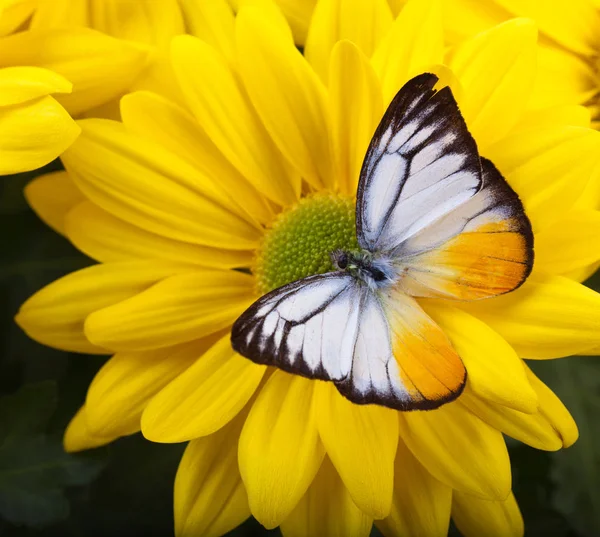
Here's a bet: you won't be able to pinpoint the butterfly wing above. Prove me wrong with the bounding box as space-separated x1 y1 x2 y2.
357 73 533 300
356 73 482 254
396 158 534 300
336 286 466 410
231 273 361 382
232 273 466 411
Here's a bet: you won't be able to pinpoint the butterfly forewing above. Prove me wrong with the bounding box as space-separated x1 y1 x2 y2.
356 73 482 254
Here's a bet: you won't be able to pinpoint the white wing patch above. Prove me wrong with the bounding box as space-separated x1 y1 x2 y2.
356 73 482 255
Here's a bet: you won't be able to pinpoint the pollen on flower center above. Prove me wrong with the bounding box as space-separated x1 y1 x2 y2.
254 193 359 294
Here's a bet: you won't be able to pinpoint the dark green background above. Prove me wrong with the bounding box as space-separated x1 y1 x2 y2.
0 164 598 537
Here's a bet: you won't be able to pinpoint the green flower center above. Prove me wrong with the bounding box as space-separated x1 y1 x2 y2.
255 193 359 294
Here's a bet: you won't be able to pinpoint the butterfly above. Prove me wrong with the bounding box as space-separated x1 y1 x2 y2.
231 73 533 411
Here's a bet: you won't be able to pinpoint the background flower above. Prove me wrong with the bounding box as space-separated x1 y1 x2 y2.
12 2 600 537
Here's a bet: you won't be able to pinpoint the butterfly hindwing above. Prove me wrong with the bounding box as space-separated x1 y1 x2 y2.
396 158 534 300
356 73 482 255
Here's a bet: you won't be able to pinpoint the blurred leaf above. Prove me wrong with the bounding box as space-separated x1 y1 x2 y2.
532 358 600 537
0 382 105 528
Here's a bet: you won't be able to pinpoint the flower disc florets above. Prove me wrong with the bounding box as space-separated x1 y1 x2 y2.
255 193 359 294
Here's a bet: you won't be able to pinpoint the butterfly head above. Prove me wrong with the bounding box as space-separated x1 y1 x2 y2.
330 249 396 290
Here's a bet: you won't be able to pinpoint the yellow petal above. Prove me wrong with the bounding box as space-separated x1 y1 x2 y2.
89 0 184 47
531 44 596 109
457 271 600 359
85 340 216 438
25 171 85 236
495 0 600 57
170 35 299 206
0 95 79 175
376 439 451 537
422 302 537 413
372 0 444 105
305 0 393 83
175 413 250 537
62 119 261 249
440 0 511 45
65 201 253 269
452 491 523 537
314 382 397 519
29 0 88 29
280 457 373 537
16 261 186 355
85 270 254 351
398 403 511 500
486 126 600 231
141 334 266 442
329 40 382 195
0 0 37 36
239 371 325 528
275 0 316 45
448 19 537 148
64 406 118 453
534 211 600 275
0 66 72 106
0 28 148 116
179 0 235 63
120 90 273 225
514 105 591 132
236 4 334 189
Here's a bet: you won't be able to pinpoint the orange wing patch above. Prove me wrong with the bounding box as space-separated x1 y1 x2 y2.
382 289 466 408
398 158 533 301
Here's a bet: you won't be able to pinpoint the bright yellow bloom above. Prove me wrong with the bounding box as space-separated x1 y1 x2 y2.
0 65 79 174
16 2 600 537
440 0 600 128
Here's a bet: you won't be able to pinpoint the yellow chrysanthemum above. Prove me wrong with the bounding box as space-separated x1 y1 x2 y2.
439 0 600 128
16 2 600 537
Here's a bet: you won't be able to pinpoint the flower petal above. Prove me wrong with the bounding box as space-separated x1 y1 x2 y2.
280 457 373 537
372 0 444 105
514 105 591 131
64 406 118 453
85 270 254 351
457 271 600 359
170 34 299 206
376 439 451 537
0 66 72 106
315 382 397 519
486 126 600 231
329 40 382 195
534 211 600 275
142 334 265 442
88 0 184 47
305 0 393 83
62 119 261 249
275 0 316 44
452 491 523 537
0 28 148 115
65 201 253 269
28 0 88 29
448 19 537 148
422 302 537 413
25 171 85 235
0 95 79 175
174 413 250 537
398 403 511 500
239 371 325 528
85 340 216 438
494 0 600 57
120 90 273 225
0 0 37 36
459 367 577 451
16 261 186 355
236 4 334 189
179 0 236 62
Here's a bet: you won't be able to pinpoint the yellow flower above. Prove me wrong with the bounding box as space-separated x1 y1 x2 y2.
16 1 600 536
0 65 79 174
440 0 600 128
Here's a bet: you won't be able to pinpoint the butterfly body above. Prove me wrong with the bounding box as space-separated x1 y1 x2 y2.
231 73 533 412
